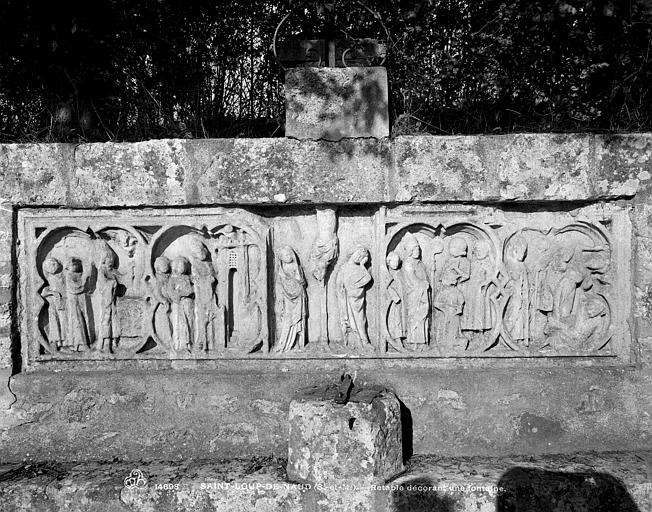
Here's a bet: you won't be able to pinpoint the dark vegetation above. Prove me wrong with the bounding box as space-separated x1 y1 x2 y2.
1 0 650 142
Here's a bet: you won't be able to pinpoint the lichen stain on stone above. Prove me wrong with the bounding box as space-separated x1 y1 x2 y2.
437 389 467 411
611 178 640 196
60 389 98 424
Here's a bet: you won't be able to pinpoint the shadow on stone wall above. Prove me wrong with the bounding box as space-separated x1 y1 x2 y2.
496 467 641 512
398 398 413 464
285 67 389 143
390 476 456 512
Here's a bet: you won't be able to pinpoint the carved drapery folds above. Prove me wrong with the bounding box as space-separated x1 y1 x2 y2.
380 206 628 358
19 205 631 365
24 211 269 361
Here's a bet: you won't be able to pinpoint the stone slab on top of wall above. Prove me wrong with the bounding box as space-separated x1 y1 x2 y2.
2 134 651 208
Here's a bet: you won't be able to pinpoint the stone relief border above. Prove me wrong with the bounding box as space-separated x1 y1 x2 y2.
17 205 632 368
377 205 631 360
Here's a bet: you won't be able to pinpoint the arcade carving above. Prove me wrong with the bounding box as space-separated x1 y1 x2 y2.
19 205 630 364
24 212 269 360
381 209 624 357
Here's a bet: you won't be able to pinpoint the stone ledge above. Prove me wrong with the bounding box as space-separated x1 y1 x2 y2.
1 451 650 511
1 134 651 206
2 367 650 463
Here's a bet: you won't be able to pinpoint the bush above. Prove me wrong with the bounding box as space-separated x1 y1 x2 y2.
0 0 650 141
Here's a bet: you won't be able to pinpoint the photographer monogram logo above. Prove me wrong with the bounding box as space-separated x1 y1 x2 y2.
124 469 148 489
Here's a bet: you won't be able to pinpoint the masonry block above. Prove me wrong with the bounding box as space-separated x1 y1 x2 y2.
285 67 389 141
287 385 403 485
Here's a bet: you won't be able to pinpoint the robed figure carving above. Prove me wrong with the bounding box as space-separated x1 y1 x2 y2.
152 255 173 347
434 267 465 349
64 257 92 352
189 239 221 353
276 246 307 352
399 233 430 350
96 248 121 354
168 256 194 353
499 235 530 347
385 251 406 349
461 240 493 333
41 257 66 350
337 245 372 348
309 208 339 344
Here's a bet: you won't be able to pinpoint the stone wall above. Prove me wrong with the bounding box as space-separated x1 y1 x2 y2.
0 134 651 462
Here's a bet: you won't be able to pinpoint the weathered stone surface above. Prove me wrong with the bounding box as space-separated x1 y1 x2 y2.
594 134 652 198
18 203 629 365
2 364 649 462
394 133 652 202
69 140 186 207
0 459 304 512
394 134 595 202
0 144 70 205
1 451 650 511
1 134 652 206
0 133 651 468
187 138 389 203
285 67 389 141
0 367 13 409
287 386 403 484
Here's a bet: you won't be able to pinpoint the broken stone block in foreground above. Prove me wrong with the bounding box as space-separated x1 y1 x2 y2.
287 384 403 484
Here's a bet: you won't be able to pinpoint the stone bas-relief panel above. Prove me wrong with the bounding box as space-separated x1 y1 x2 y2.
20 209 269 364
380 205 631 359
18 205 632 366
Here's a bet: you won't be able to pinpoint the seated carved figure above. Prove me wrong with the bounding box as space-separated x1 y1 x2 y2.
544 295 607 351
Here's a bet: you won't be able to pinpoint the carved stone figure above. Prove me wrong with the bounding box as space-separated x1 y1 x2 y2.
112 230 140 293
189 239 219 352
400 233 430 349
96 248 120 354
337 245 372 348
153 256 171 305
152 256 172 346
64 257 91 352
443 236 471 285
434 268 465 349
22 207 624 362
461 240 492 332
41 257 66 350
167 256 194 353
385 251 405 349
309 207 339 344
499 235 530 347
551 251 584 322
544 295 607 351
276 246 307 352
532 246 584 343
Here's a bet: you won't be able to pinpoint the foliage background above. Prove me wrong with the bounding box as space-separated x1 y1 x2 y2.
0 0 650 142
